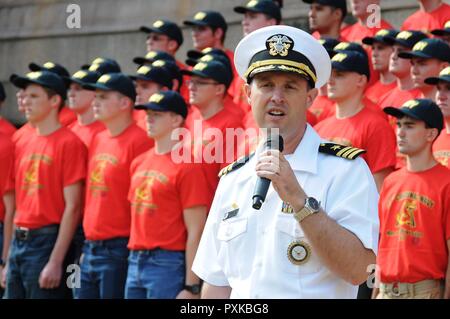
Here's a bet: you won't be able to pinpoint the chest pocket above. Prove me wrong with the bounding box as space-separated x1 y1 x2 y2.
217 217 248 241
275 216 321 275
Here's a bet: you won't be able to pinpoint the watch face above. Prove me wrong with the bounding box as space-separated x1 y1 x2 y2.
307 197 320 211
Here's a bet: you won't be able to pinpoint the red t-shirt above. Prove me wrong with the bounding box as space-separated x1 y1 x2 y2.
377 164 450 283
312 31 348 42
83 124 153 240
68 120 106 148
341 19 393 43
231 76 251 115
314 106 396 173
401 3 450 33
0 118 17 137
0 133 14 222
128 148 210 251
365 80 397 105
433 130 450 168
309 95 336 123
58 107 77 127
14 127 87 229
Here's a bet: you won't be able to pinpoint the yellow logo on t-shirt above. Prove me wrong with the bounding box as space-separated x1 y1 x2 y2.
21 154 53 195
89 154 118 194
132 170 168 213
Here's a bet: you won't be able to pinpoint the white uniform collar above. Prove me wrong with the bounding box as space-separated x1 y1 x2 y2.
236 124 320 185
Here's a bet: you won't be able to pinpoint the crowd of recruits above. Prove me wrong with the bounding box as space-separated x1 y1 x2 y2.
0 0 448 299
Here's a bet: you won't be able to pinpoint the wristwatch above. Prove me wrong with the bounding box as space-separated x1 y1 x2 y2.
184 284 201 295
293 197 320 223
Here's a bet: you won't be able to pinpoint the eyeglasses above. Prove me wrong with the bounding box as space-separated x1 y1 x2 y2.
187 79 219 87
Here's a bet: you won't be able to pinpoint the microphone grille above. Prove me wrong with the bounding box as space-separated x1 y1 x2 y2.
266 134 284 152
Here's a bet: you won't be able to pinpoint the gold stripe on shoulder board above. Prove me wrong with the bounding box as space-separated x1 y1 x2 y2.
319 143 366 160
218 153 254 178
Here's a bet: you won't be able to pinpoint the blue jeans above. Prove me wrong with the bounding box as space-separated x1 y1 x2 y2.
74 237 129 299
4 231 69 299
125 249 185 299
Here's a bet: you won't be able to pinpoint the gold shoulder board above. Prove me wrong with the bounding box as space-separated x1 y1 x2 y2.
218 153 254 178
318 143 366 160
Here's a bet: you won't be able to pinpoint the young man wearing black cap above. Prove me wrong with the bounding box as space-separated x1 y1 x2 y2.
375 99 450 299
315 50 396 191
303 0 347 40
362 29 399 104
131 63 174 132
0 83 17 137
125 91 210 299
426 66 450 168
66 70 105 148
75 73 152 299
29 61 76 127
140 19 187 71
193 25 379 299
5 71 87 299
398 38 450 100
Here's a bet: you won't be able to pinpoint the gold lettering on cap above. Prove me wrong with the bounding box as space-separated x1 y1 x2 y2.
445 20 450 28
440 66 450 76
247 0 258 8
149 93 164 103
146 51 157 59
318 39 325 45
200 55 214 62
332 53 348 62
89 64 100 71
73 70 88 79
153 20 164 28
376 29 389 37
403 100 419 109
138 66 151 74
92 58 105 64
397 31 412 40
27 72 42 79
152 60 166 67
98 74 111 84
194 62 208 71
43 62 56 69
202 47 213 54
194 12 206 20
413 41 428 52
334 42 350 50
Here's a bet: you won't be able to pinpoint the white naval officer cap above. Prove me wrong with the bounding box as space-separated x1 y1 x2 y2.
234 25 331 88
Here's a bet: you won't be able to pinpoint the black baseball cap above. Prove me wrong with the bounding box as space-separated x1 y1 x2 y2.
82 73 136 102
140 19 183 46
302 0 347 18
383 30 428 49
318 37 340 58
183 11 228 33
182 60 233 89
151 60 183 92
11 70 67 100
129 65 173 89
362 29 399 46
29 61 70 78
234 0 282 23
331 51 370 80
83 57 121 75
398 38 450 62
384 99 444 132
425 66 450 85
186 48 231 68
431 20 450 36
0 83 5 101
135 90 187 118
65 69 101 87
186 52 232 68
333 42 368 58
133 50 176 66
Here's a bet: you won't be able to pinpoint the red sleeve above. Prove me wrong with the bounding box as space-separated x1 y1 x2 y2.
62 136 87 187
363 120 397 173
176 163 210 210
0 138 14 193
444 183 450 240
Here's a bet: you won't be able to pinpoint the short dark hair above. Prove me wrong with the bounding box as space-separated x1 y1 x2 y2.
42 86 65 111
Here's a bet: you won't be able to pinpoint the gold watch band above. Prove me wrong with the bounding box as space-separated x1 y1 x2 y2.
293 206 314 223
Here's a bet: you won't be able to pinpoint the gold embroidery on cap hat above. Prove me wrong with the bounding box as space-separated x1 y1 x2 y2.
98 74 111 84
89 64 100 71
146 51 157 59
153 20 164 28
332 53 348 62
445 20 450 28
397 31 412 40
200 55 214 62
376 29 389 36
92 58 105 64
27 72 42 79
247 0 259 8
193 62 208 71
266 35 293 57
334 42 350 50
202 47 213 54
194 12 206 20
43 62 56 69
137 66 151 74
441 66 450 76
152 60 166 67
150 93 164 103
413 41 428 51
403 100 420 109
244 59 316 83
73 70 88 79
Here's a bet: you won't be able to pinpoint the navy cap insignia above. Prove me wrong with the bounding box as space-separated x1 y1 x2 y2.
287 240 311 265
266 34 293 57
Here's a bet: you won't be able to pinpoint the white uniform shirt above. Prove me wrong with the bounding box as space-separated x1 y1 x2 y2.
192 125 379 299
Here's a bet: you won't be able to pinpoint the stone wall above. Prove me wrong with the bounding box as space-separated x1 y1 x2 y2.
0 0 420 125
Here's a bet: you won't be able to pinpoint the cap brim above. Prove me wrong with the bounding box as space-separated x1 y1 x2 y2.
431 29 450 36
82 83 113 91
361 37 375 45
234 6 256 14
185 58 198 67
183 20 209 27
11 75 34 89
134 102 168 112
398 51 432 60
28 62 42 72
383 106 422 121
140 26 164 35
133 57 150 65
187 50 203 60
425 75 450 85
181 69 208 78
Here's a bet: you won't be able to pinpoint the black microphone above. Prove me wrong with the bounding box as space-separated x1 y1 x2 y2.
252 134 284 210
